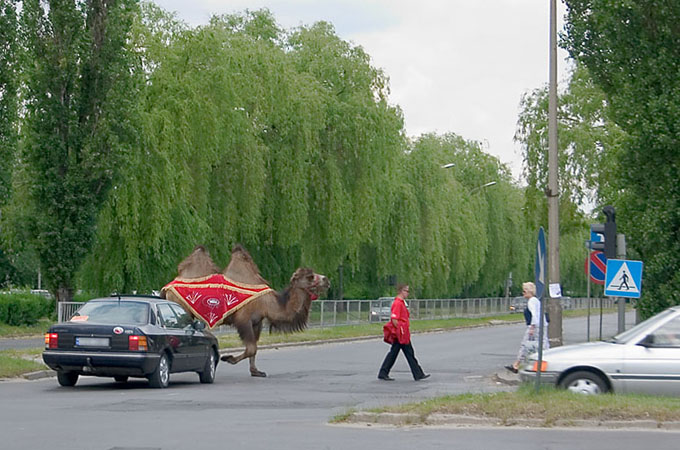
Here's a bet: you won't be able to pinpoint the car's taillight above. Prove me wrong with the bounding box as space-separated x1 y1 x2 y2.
532 361 548 372
45 333 58 349
128 335 148 351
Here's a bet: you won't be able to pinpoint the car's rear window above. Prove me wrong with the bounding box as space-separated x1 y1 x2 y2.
71 301 149 325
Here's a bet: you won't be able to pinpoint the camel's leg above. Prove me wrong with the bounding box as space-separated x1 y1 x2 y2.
220 321 266 377
248 320 265 377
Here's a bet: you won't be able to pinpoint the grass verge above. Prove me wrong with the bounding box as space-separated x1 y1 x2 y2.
0 318 53 338
0 349 47 378
333 384 680 426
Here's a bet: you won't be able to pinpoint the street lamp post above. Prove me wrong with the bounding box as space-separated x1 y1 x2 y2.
469 181 497 194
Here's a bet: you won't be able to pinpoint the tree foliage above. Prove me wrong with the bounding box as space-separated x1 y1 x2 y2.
4 5 538 301
564 0 680 316
17 0 139 301
515 63 627 295
516 63 625 207
0 0 19 207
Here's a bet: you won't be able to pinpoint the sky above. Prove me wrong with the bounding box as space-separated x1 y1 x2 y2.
153 0 571 180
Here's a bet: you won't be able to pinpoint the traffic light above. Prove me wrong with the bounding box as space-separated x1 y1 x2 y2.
590 206 616 259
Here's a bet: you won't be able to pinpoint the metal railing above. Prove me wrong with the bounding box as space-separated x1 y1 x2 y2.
58 297 617 329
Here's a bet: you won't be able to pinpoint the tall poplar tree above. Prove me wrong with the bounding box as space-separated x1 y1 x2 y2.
20 0 139 301
0 0 18 207
0 1 20 286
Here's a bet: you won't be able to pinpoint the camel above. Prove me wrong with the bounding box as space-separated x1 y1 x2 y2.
165 244 329 377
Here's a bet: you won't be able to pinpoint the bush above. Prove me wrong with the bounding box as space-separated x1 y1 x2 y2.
0 292 55 326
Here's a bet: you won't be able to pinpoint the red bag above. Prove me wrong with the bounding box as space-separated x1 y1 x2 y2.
383 321 397 344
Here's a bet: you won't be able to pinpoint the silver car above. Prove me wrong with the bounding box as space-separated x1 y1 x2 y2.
519 306 680 395
370 297 393 322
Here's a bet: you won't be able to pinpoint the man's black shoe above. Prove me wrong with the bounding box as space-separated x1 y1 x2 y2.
504 365 518 374
378 375 394 381
416 374 430 381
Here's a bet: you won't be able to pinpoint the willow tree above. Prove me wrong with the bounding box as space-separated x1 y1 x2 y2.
76 7 530 299
17 0 138 301
287 22 406 281
81 10 339 292
80 9 281 292
408 133 530 298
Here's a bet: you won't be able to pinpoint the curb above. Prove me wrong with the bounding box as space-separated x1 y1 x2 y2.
492 371 521 386
343 411 680 430
23 369 55 380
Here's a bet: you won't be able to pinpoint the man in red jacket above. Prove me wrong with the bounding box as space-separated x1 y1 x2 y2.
378 284 430 381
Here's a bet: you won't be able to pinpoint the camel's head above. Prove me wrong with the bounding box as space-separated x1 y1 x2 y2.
290 268 330 300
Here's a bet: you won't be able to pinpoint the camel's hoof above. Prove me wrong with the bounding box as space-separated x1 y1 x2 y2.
250 370 267 377
222 355 237 364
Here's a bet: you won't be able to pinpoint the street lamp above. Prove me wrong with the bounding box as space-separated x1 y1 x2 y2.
469 181 497 194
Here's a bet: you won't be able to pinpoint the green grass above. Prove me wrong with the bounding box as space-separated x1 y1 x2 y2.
334 384 680 426
0 317 52 338
0 349 47 378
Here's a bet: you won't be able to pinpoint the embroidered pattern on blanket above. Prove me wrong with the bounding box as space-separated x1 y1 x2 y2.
162 274 274 329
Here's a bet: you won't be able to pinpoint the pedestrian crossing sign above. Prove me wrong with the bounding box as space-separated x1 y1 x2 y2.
605 259 643 298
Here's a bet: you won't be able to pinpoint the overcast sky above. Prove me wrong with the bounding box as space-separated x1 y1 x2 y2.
153 0 570 180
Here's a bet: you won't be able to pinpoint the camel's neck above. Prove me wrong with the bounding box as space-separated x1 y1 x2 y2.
267 287 312 333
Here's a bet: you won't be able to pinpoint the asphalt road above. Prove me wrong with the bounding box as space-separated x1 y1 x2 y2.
3 312 678 450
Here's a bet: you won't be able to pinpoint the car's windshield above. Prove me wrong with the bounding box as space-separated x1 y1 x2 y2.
72 301 149 325
609 308 677 344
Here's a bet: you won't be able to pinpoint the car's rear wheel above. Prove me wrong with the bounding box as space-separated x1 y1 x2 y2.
114 375 128 383
560 370 608 395
57 371 79 387
198 350 217 384
148 353 170 388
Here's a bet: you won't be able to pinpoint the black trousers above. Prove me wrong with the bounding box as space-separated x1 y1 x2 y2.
378 341 425 380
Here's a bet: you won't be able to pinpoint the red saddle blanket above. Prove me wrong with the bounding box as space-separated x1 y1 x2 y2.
162 274 274 329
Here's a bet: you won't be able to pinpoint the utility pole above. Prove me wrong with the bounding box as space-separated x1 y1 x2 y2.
547 0 562 347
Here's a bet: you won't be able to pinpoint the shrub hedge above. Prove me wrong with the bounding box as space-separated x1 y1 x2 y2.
0 292 55 326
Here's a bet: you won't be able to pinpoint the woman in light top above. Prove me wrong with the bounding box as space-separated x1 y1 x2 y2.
505 281 549 373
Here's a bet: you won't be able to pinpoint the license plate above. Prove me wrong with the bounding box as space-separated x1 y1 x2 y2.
76 337 110 347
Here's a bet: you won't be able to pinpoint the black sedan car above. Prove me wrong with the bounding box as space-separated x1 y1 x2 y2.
42 295 219 388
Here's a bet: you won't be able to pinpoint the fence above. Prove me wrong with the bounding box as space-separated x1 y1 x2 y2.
58 297 618 329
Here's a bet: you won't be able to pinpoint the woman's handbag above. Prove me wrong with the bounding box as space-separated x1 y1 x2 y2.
383 321 397 344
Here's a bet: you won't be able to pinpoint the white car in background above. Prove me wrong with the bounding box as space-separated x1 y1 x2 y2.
370 297 393 322
520 306 680 395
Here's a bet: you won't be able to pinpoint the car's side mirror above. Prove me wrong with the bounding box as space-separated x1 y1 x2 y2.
192 320 206 331
637 334 655 347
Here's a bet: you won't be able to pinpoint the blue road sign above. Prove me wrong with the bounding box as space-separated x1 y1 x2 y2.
590 231 603 243
535 227 546 299
605 259 643 298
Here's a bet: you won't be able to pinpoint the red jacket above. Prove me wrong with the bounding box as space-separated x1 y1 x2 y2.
390 296 411 344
